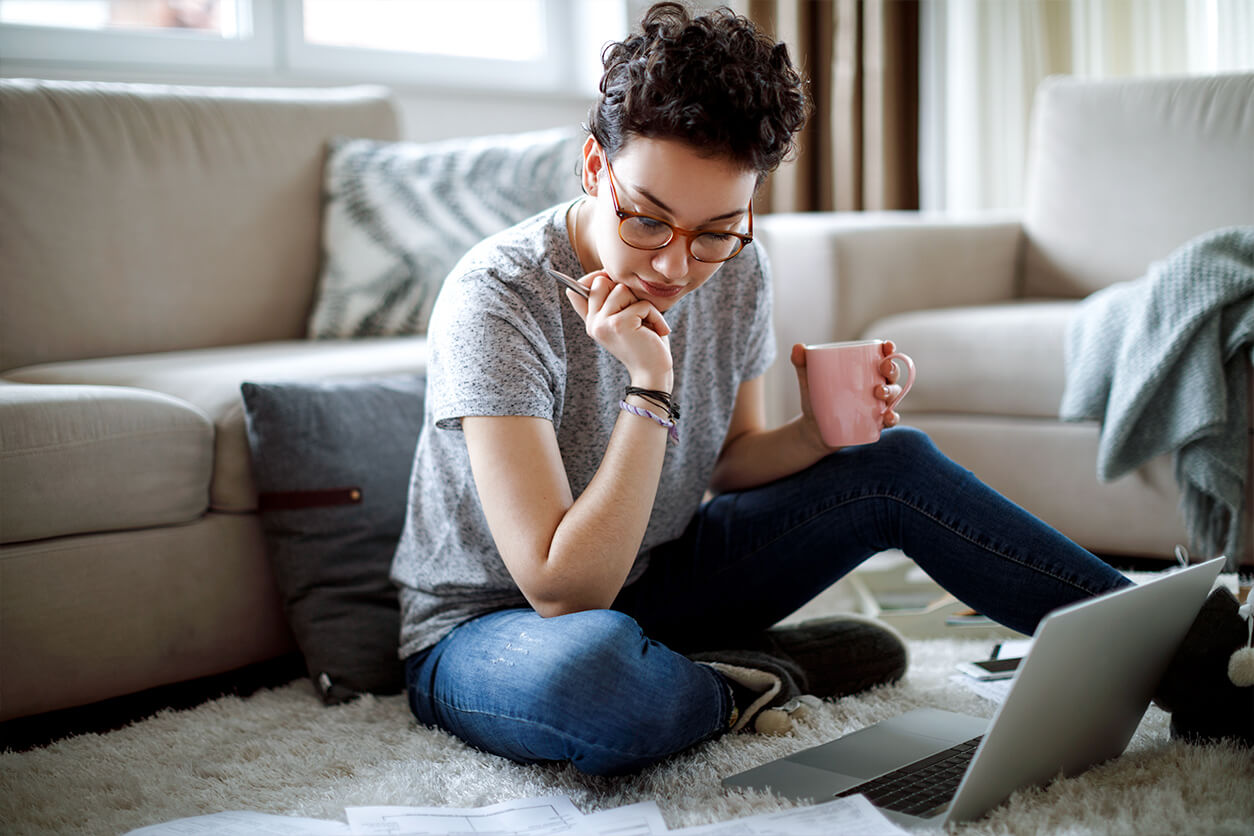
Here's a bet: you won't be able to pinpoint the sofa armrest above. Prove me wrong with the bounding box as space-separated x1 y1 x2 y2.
756 211 1025 427
0 382 213 543
758 210 1025 341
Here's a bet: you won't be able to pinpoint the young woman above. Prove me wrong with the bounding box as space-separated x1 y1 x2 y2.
392 3 1244 775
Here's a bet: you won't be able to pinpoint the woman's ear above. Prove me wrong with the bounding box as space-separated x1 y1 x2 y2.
581 136 603 196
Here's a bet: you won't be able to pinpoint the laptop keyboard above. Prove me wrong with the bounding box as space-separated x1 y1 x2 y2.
834 735 984 817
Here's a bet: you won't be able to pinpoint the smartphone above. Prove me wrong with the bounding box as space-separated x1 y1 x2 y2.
955 656 1023 681
546 268 590 299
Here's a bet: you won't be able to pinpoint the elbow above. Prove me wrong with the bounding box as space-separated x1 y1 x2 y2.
529 594 610 619
707 463 743 495
532 600 586 619
524 580 615 619
515 545 620 618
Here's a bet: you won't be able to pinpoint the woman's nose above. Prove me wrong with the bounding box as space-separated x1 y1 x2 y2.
650 236 692 280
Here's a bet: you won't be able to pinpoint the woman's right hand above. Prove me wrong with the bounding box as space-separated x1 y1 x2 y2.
566 271 673 387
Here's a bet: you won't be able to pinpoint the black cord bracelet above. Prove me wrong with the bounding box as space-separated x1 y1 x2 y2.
624 386 680 421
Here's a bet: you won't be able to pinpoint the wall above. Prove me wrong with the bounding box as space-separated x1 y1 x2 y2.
0 62 595 143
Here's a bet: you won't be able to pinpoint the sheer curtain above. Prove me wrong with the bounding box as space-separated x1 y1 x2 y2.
921 0 1254 212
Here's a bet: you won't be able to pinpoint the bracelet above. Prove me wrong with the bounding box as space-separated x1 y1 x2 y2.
624 386 680 421
619 400 680 444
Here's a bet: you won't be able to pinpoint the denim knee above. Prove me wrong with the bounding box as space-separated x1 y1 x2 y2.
812 425 939 485
868 425 936 463
411 608 728 776
532 609 726 742
539 611 727 774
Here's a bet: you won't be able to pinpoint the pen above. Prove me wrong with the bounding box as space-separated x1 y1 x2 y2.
547 268 590 299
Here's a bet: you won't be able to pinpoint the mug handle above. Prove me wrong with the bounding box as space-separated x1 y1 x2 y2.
883 352 916 412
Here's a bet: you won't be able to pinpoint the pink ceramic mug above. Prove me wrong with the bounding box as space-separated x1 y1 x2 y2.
804 340 916 447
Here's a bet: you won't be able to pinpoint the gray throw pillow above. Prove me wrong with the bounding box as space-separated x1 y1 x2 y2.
240 375 426 704
308 126 585 339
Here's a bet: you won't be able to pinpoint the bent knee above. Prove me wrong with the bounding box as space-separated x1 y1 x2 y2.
538 609 663 695
829 425 936 470
539 613 725 757
879 425 934 455
552 608 648 662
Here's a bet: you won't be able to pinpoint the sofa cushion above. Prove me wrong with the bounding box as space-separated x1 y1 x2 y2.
307 127 585 339
240 375 426 704
0 383 212 544
907 413 1186 559
1023 73 1254 298
4 338 427 513
0 80 399 371
864 300 1076 419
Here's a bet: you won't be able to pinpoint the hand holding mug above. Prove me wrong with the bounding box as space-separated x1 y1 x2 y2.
795 339 915 448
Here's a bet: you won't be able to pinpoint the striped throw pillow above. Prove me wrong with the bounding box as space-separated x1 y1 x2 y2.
309 127 584 339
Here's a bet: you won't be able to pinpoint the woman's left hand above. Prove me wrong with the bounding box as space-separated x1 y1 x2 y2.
877 339 904 429
790 339 904 452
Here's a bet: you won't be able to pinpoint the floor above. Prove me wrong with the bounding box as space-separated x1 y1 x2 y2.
0 653 308 753
0 551 1203 753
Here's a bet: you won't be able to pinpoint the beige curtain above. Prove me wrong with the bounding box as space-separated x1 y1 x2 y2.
745 0 920 213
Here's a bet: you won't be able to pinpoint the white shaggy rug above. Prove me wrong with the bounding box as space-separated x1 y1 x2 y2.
2 636 1251 836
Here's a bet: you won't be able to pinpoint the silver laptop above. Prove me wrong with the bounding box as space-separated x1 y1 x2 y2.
723 557 1225 828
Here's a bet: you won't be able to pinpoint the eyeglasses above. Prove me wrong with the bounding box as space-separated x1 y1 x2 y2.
604 159 753 263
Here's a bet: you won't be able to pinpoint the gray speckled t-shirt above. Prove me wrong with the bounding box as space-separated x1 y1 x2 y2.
392 200 776 658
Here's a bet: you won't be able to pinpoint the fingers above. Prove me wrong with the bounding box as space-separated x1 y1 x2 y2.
639 302 671 337
565 272 624 324
878 340 900 383
790 344 810 393
791 343 819 426
561 271 601 318
877 379 902 428
583 274 671 337
585 273 641 316
565 287 589 318
584 272 617 310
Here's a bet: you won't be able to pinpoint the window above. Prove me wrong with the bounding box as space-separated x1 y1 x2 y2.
284 0 596 91
0 0 245 37
0 0 625 93
0 0 273 68
301 0 544 61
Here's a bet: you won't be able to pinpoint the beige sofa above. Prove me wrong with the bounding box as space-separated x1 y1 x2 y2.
0 80 424 722
1 73 1249 724
758 71 1253 569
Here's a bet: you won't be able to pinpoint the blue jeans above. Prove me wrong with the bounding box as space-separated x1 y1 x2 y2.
405 427 1130 775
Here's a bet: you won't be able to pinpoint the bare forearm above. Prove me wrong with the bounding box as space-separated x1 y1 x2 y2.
496 268 676 615
708 415 830 494
531 401 670 615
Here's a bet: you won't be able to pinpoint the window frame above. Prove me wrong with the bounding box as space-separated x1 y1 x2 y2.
284 0 577 90
0 0 600 93
0 0 277 70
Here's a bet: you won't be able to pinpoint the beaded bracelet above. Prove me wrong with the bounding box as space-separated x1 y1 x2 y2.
619 400 680 444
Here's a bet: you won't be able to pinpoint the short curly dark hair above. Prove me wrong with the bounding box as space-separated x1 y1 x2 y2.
587 2 810 178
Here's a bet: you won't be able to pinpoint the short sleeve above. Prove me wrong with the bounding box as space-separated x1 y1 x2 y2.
425 266 561 431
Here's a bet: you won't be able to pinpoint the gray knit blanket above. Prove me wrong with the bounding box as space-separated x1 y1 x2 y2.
1060 226 1254 566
